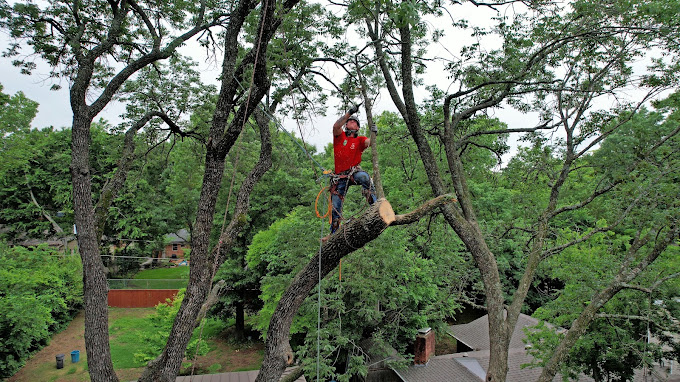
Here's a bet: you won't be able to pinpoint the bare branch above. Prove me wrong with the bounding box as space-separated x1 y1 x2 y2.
392 194 457 226
26 174 64 234
128 0 160 48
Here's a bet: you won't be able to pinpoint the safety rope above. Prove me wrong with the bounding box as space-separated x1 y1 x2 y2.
316 216 324 382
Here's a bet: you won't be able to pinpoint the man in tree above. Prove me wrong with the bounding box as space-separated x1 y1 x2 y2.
329 104 378 234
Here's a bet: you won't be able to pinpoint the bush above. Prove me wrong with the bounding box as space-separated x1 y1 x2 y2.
0 243 83 379
133 290 218 364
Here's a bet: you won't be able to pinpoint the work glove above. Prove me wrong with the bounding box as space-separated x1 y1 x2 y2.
347 102 362 115
370 124 378 135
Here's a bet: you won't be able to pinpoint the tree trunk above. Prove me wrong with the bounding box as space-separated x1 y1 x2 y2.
139 150 228 382
71 113 118 382
355 59 384 199
255 199 395 382
235 301 246 341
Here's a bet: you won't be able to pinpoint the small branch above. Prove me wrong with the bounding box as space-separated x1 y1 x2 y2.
279 367 305 382
128 0 160 49
459 121 556 142
26 176 64 234
620 272 680 294
194 280 226 326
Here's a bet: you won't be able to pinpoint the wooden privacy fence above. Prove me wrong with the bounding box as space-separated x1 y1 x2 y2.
108 289 179 308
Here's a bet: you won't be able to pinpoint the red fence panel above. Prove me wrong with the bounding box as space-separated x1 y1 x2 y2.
108 289 179 308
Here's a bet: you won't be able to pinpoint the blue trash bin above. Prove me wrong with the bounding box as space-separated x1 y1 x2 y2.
71 350 80 363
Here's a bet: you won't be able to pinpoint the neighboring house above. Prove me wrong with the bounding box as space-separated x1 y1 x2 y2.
157 229 191 259
391 314 677 382
16 235 78 255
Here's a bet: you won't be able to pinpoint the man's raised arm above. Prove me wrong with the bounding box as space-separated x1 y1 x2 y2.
333 104 360 137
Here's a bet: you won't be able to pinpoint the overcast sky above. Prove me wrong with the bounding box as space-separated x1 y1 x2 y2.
0 2 535 154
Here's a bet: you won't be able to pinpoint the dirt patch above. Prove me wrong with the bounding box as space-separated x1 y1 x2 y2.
9 309 264 381
8 308 155 382
9 311 87 382
180 340 264 375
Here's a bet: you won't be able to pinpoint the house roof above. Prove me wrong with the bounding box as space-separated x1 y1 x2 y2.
16 235 76 247
395 313 677 382
395 343 587 382
165 229 190 244
174 367 305 382
392 357 483 382
449 313 542 351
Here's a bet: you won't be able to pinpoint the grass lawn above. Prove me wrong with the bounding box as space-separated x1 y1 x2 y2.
106 266 190 289
134 266 190 280
10 308 264 382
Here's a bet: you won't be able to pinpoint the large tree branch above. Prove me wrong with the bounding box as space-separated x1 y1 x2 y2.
212 108 273 266
127 0 160 48
366 20 408 119
537 225 679 382
94 111 179 238
256 199 395 382
88 0 224 118
392 194 456 225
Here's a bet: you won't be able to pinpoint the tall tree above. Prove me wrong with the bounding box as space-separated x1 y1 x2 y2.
532 99 680 382
1 1 230 380
341 0 680 380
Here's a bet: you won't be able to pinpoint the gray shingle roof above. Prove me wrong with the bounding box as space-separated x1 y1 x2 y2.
449 313 541 351
396 348 589 382
394 313 677 382
165 229 190 244
451 349 574 382
393 358 483 382
174 367 305 382
393 314 594 382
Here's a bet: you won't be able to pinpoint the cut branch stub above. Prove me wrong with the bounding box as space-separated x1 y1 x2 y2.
323 198 395 255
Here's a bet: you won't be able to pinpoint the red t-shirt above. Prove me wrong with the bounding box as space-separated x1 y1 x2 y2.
333 131 368 173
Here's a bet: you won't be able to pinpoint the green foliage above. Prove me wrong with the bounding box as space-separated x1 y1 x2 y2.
212 121 319 338
0 120 126 241
131 290 226 364
0 243 83 379
248 203 466 381
523 101 680 380
0 82 38 139
0 108 73 238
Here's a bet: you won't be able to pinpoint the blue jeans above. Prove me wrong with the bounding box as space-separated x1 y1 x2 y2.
331 170 377 233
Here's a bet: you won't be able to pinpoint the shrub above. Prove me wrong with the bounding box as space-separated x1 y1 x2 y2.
0 243 83 379
133 290 215 364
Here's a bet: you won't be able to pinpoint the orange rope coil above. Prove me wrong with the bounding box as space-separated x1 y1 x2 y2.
315 186 332 223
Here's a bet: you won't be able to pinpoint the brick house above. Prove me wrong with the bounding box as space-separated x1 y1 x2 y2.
157 229 190 259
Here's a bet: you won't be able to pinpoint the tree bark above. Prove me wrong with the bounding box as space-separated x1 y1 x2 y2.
71 112 118 382
60 2 219 380
392 194 455 225
355 57 385 199
255 199 395 382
